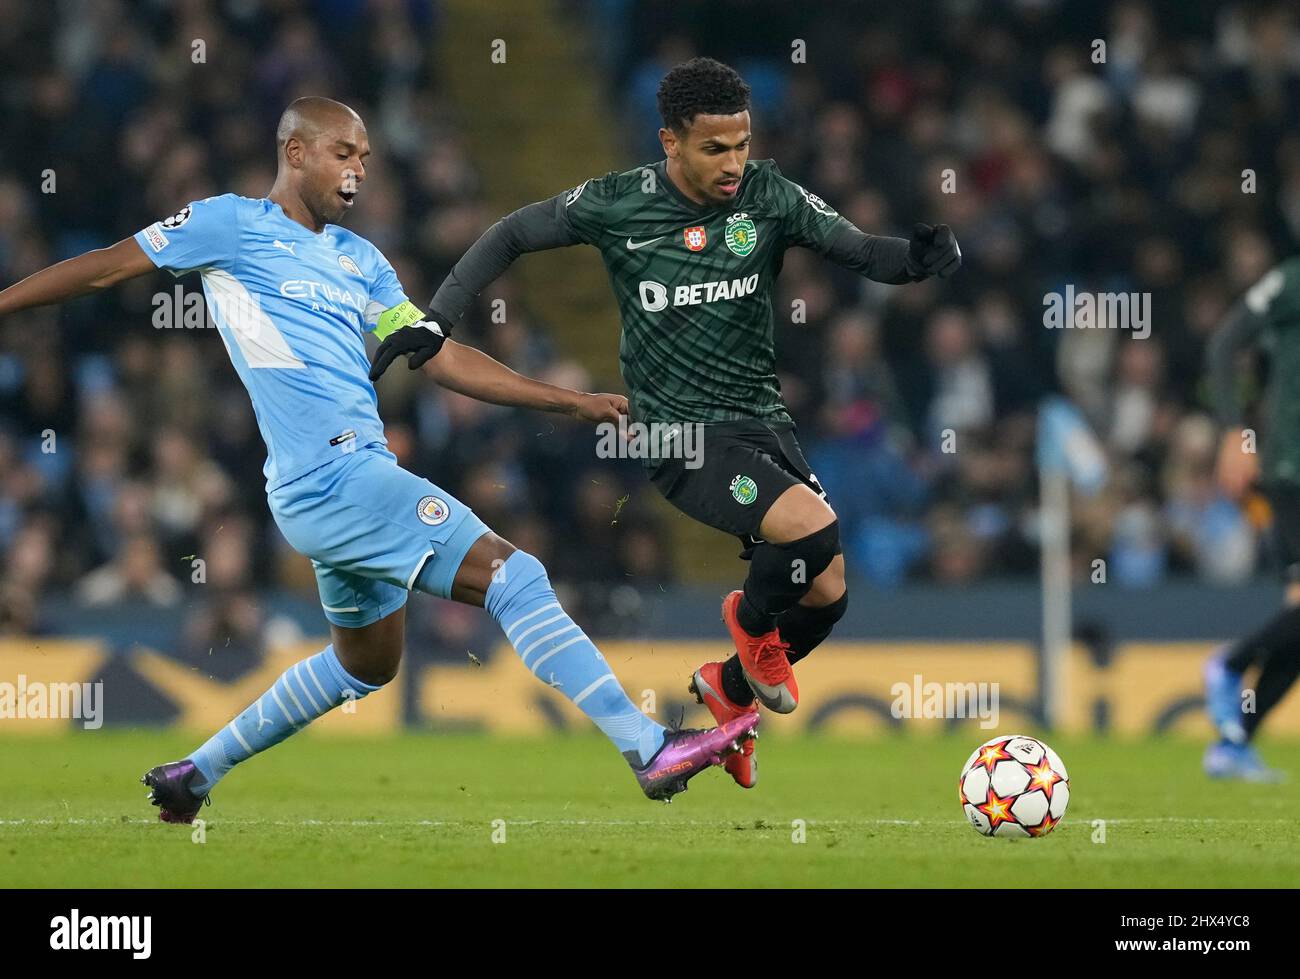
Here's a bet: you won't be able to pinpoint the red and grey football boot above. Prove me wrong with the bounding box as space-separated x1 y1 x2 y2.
720 590 799 713
631 712 760 802
689 660 758 788
141 760 210 824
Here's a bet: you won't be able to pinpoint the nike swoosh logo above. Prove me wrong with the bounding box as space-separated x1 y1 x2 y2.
746 677 798 713
626 236 665 251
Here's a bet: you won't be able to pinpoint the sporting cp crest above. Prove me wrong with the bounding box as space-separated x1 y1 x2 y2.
724 213 757 256
683 226 707 251
730 474 758 505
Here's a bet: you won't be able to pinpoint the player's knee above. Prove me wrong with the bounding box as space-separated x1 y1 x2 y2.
334 639 402 687
476 533 518 572
504 550 550 590
816 588 849 626
331 615 405 687
814 553 846 597
357 657 400 687
483 549 554 620
780 519 841 583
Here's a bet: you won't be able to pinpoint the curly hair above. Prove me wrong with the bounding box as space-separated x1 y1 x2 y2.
656 57 751 133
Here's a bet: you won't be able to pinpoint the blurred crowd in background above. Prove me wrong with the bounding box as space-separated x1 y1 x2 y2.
1 0 1299 646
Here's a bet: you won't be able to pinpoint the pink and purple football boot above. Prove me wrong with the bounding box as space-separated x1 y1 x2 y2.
142 760 210 824
630 711 760 801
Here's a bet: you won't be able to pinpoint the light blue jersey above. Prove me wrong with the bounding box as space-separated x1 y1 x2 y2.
135 194 489 626
135 194 403 490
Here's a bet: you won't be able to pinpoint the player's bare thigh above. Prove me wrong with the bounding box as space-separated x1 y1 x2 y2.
758 482 836 543
758 483 845 607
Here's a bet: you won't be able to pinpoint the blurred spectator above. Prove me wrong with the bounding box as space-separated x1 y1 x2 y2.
76 533 182 607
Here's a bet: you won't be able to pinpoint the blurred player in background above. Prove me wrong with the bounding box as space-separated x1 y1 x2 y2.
0 97 757 816
1203 256 1300 781
373 57 960 789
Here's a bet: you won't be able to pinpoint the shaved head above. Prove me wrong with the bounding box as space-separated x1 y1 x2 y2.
269 97 370 230
276 97 363 153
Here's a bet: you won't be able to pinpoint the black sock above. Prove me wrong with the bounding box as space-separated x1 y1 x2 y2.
737 588 776 635
1224 605 1300 674
778 592 848 666
721 655 756 707
1244 640 1300 739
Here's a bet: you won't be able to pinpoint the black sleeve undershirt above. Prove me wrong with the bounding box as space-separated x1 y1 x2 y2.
429 194 578 323
822 225 919 285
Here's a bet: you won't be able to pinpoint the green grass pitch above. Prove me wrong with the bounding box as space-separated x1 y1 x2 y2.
2 731 1297 887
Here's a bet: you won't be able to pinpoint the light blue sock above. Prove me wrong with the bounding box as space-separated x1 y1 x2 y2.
483 551 666 765
186 644 382 794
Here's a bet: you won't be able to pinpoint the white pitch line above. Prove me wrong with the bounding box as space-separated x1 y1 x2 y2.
0 816 1296 828
0 817 914 827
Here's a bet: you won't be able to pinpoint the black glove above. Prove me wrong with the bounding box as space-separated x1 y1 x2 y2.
905 223 962 280
369 314 450 381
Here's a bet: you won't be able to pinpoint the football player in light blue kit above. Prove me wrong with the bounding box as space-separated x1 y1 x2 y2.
0 98 756 816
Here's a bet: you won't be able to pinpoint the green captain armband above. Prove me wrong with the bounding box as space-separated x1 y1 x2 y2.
372 300 428 340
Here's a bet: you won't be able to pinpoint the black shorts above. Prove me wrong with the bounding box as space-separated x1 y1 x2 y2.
649 419 829 558
1267 483 1300 583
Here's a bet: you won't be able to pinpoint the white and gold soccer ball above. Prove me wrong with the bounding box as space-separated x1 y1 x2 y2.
958 734 1069 838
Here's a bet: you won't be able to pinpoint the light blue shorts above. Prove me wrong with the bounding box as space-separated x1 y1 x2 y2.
268 444 490 627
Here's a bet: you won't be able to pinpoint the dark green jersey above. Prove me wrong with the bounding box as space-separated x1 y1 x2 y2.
429 158 917 431
1247 257 1300 484
559 159 854 427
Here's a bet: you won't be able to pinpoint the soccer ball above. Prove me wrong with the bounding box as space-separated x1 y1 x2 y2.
958 734 1069 838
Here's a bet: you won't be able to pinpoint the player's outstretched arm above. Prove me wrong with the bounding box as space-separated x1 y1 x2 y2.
823 222 962 284
774 173 960 284
0 238 156 317
422 338 626 424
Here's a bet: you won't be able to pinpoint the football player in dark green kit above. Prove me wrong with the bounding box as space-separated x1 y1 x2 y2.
372 58 961 788
1203 255 1300 782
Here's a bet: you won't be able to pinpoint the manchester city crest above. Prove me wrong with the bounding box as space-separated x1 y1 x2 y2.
417 496 450 526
